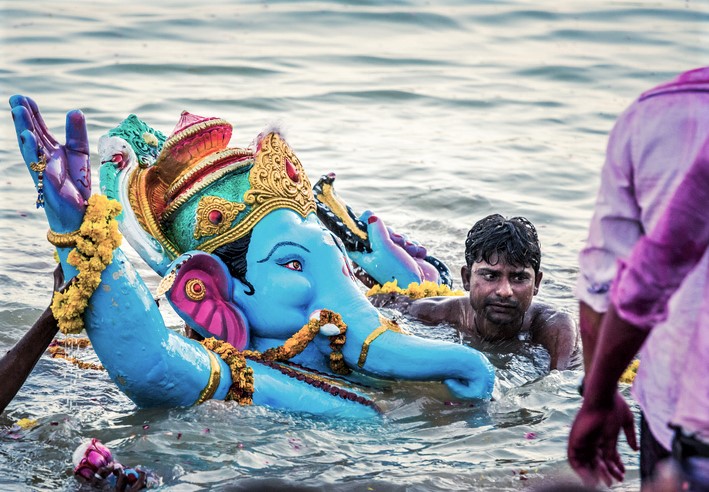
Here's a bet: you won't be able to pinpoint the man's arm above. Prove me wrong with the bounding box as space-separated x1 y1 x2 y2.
408 296 464 327
569 135 709 487
369 294 464 328
0 266 66 413
530 304 578 370
576 104 642 369
579 301 604 370
568 305 642 487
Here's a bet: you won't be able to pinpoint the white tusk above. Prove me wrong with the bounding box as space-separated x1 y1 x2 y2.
319 323 340 337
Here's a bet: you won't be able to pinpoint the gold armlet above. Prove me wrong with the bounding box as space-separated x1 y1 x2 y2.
195 350 222 405
357 325 388 368
357 316 409 368
200 337 255 405
47 229 80 248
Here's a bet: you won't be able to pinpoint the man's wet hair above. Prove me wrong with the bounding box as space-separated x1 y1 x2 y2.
464 214 541 274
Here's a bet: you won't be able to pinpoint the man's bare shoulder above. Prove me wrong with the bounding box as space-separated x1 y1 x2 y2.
528 301 579 370
528 301 575 331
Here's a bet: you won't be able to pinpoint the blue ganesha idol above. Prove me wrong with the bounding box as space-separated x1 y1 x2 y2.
10 95 495 418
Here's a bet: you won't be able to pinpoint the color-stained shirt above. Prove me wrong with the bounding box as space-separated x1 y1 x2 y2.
577 67 709 449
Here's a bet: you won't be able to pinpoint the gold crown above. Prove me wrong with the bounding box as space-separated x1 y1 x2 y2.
127 112 316 258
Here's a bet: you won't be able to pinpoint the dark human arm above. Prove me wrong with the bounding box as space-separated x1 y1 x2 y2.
0 266 67 413
567 305 643 486
578 300 604 371
368 294 460 325
569 139 709 487
530 306 578 370
368 292 415 311
408 297 461 326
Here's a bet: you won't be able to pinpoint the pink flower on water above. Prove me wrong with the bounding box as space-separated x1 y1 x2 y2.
72 438 114 480
524 432 537 440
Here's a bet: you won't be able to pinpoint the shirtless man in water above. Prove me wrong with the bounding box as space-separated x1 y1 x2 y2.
371 214 579 371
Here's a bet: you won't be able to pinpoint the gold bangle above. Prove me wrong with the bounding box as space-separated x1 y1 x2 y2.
47 229 80 248
358 325 388 368
357 316 409 368
195 350 222 405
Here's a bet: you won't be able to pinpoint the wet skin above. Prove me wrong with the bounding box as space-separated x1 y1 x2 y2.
461 256 541 341
371 254 578 370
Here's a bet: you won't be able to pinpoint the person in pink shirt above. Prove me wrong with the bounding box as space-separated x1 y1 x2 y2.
571 67 709 489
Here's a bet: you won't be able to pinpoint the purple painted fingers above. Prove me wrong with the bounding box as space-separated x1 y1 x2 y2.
9 95 90 232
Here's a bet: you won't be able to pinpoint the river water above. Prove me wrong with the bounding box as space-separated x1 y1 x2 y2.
0 1 707 490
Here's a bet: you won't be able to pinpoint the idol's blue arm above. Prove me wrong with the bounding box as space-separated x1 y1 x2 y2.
9 95 378 418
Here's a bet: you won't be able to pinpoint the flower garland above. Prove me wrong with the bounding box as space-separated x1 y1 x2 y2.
366 280 464 299
201 337 255 405
48 338 104 371
199 309 350 405
50 195 122 334
619 358 640 384
259 309 349 375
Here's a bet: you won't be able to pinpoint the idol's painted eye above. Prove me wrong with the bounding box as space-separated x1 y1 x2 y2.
281 260 303 271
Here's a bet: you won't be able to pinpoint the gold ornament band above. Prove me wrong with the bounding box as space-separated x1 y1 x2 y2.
29 155 47 173
47 229 80 248
197 309 350 405
357 316 408 368
200 337 255 405
195 350 222 405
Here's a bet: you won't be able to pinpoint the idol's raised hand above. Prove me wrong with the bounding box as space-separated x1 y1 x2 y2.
313 172 451 288
348 211 440 287
10 95 90 234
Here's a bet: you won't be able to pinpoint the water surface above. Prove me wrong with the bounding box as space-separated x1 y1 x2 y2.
1 1 707 490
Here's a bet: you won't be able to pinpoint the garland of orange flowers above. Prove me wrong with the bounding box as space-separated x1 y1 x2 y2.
201 337 255 405
619 358 639 384
366 280 464 299
49 195 122 334
47 338 104 371
200 309 350 405
259 309 349 375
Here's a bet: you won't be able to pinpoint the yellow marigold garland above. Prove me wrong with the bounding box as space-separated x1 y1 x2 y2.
260 309 350 375
15 418 39 430
199 309 350 405
619 358 640 384
50 195 122 334
366 280 464 299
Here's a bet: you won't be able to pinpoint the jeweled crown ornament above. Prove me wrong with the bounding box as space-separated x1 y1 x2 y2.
126 111 316 258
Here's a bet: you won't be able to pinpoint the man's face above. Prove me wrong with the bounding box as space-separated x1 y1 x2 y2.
461 254 542 334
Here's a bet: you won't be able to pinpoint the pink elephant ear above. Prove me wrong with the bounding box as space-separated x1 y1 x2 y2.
165 252 249 350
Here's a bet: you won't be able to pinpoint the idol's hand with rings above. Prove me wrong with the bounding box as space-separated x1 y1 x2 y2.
10 95 91 235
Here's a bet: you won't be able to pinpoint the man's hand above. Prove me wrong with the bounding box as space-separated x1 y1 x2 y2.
568 391 638 487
